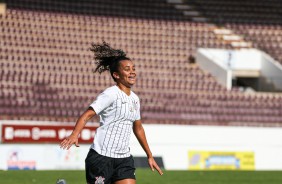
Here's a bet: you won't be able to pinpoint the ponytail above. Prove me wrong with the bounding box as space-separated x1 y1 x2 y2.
90 41 130 81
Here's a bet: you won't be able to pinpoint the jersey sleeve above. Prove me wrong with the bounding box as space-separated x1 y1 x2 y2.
89 91 115 115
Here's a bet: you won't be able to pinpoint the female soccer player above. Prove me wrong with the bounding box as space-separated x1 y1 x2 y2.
60 42 163 184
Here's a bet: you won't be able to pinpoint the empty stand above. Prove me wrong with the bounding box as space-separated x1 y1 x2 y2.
1 0 282 126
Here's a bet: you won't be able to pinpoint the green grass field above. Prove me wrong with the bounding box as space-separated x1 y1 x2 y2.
1 169 282 184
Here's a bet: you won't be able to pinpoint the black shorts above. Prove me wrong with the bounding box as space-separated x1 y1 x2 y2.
85 149 136 184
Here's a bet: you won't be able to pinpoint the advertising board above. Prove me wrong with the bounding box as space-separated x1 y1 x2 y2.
189 150 255 170
1 124 98 143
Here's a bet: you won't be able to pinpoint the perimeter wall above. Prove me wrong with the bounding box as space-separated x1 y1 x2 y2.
1 121 282 170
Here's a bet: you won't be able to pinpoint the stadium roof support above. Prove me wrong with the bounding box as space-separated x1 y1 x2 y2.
196 48 282 92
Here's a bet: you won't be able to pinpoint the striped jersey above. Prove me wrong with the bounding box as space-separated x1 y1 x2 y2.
89 85 141 158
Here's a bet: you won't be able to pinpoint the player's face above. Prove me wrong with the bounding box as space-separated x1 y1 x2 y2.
115 60 136 87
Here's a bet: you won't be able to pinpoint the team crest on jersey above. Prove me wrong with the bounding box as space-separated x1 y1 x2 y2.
133 101 138 110
130 101 138 112
95 176 105 184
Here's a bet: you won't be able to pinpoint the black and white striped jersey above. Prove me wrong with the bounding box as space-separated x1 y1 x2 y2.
89 85 141 158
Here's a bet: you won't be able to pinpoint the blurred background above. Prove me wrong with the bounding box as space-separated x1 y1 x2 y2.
1 0 282 172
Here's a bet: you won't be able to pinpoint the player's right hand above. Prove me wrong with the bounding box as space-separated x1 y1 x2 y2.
60 134 79 150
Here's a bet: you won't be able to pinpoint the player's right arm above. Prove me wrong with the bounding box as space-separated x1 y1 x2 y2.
60 108 96 150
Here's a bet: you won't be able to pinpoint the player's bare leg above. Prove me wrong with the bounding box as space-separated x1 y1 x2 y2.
114 179 136 184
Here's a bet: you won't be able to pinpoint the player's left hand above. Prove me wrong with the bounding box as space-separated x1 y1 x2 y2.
148 157 163 175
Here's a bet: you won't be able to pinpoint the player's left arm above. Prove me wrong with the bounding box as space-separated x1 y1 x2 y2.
133 120 163 175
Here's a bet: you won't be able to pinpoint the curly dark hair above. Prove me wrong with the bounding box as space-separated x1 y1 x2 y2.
90 41 130 81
